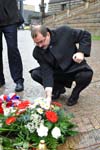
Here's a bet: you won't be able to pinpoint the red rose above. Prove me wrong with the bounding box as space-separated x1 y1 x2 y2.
5 116 16 125
17 100 30 109
45 111 58 123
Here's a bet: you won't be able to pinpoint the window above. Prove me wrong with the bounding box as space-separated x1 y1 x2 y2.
61 4 67 11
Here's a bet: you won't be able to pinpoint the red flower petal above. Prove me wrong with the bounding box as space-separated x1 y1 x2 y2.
52 102 62 107
5 116 16 125
0 100 2 107
16 109 26 115
45 111 58 123
17 100 30 109
6 101 13 107
0 106 4 114
3 95 8 100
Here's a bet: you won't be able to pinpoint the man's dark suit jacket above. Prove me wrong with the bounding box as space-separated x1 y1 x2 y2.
32 26 93 88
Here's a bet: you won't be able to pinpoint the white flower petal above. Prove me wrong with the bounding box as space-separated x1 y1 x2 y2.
37 124 48 137
51 127 61 139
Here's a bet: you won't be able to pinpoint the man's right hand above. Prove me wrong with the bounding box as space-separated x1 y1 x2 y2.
45 87 52 105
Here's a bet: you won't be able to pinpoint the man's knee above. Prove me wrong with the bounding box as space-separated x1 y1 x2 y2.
75 70 93 84
30 69 39 80
30 68 42 84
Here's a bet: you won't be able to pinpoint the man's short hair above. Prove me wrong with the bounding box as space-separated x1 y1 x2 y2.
31 25 48 38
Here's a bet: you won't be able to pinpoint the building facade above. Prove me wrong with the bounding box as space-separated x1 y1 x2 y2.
48 0 86 14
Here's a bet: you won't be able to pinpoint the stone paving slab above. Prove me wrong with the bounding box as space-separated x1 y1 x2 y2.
0 30 100 149
58 129 100 150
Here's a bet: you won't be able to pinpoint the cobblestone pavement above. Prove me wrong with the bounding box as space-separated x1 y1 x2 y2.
0 30 100 149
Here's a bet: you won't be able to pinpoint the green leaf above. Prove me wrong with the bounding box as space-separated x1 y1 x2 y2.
66 113 75 119
0 128 16 131
23 141 29 148
46 136 58 150
13 141 24 146
44 121 53 129
2 136 13 148
66 130 78 136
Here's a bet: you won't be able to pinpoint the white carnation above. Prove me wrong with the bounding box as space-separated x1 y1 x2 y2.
51 127 61 139
37 124 48 137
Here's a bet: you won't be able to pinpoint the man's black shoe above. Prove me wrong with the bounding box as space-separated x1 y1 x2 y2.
67 95 79 106
15 83 24 92
52 88 66 100
0 82 5 88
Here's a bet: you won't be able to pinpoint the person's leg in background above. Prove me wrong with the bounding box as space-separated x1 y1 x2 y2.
0 28 5 87
3 24 24 92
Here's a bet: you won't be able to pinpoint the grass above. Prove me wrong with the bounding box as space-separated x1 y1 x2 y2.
92 36 100 40
24 25 30 30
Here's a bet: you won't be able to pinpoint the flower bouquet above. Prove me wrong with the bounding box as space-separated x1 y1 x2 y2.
0 93 78 150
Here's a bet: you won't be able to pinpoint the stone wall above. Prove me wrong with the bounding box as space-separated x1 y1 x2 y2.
48 0 83 13
44 0 100 35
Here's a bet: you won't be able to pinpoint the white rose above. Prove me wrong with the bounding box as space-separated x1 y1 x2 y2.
37 124 48 137
51 127 61 139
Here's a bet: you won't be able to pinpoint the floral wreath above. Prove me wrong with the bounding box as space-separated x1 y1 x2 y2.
0 93 78 150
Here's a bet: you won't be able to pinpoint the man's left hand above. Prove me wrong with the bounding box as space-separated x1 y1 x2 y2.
72 52 84 63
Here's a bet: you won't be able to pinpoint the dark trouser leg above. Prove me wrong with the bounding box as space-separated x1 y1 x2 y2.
67 70 93 106
30 68 66 100
0 29 5 83
72 70 93 97
30 67 43 85
53 71 69 91
30 68 68 90
52 80 66 99
3 24 24 83
52 72 68 99
53 80 65 92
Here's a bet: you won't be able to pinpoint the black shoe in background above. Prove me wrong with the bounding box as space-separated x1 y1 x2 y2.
67 94 79 106
15 82 24 92
0 81 5 88
52 88 66 100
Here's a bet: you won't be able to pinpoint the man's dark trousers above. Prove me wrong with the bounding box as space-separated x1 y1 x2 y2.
30 67 93 96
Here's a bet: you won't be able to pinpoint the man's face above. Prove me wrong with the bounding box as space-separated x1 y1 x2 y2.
33 32 50 49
